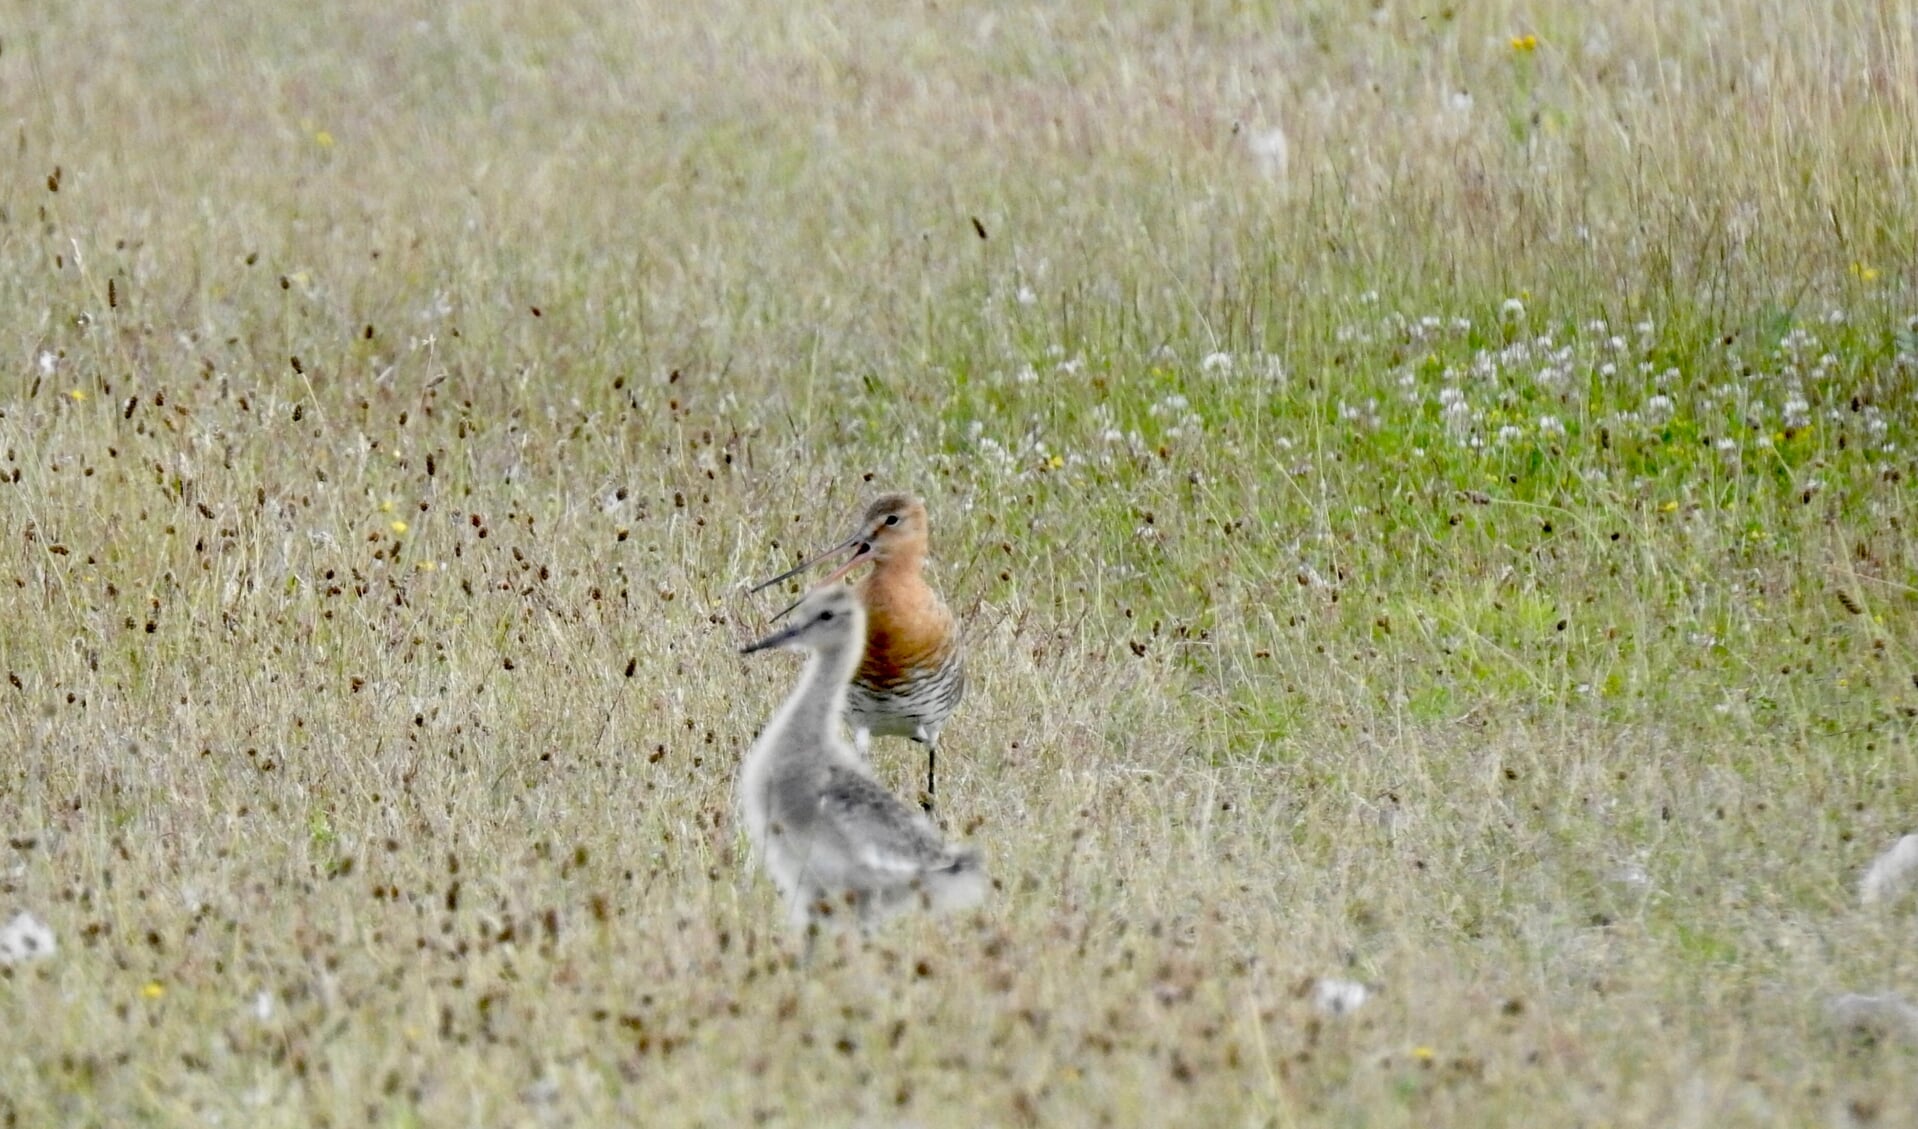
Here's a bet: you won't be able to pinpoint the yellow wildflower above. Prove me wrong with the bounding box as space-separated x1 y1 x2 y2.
141 981 165 999
1510 35 1538 52
315 130 335 149
1412 1045 1436 1062
69 389 87 401
390 520 409 535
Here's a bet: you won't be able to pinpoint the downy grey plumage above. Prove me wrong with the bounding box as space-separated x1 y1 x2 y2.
737 584 986 933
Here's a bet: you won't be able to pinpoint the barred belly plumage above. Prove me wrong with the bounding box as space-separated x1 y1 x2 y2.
846 657 965 744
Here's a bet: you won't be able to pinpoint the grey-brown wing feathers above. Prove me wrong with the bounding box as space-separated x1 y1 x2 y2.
817 766 963 875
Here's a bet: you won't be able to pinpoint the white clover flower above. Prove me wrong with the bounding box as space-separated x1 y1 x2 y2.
1201 352 1233 376
36 351 58 377
1315 979 1372 1016
1783 396 1810 428
1015 286 1037 306
1645 394 1675 421
1612 860 1651 890
1538 415 1566 436
0 912 55 966
1496 424 1525 444
417 291 453 321
1244 126 1290 179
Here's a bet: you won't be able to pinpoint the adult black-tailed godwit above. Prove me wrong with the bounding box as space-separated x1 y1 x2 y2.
751 493 963 812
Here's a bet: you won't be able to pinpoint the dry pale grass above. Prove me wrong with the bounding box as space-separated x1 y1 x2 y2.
3 0 1917 1124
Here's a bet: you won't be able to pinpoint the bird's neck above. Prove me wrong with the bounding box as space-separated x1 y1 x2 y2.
868 548 927 582
860 555 953 648
860 553 940 611
778 640 860 748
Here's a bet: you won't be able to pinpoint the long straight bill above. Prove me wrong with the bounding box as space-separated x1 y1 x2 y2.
770 543 875 621
747 535 860 595
740 618 811 655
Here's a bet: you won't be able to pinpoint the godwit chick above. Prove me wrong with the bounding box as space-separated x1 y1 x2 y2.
750 493 963 810
737 584 987 935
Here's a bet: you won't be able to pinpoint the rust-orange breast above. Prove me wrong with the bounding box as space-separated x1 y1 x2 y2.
855 572 958 689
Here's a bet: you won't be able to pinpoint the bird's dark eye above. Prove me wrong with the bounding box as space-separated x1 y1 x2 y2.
884 514 900 526
819 610 834 621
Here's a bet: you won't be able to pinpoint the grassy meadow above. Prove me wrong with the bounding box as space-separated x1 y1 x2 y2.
4 0 1918 1123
